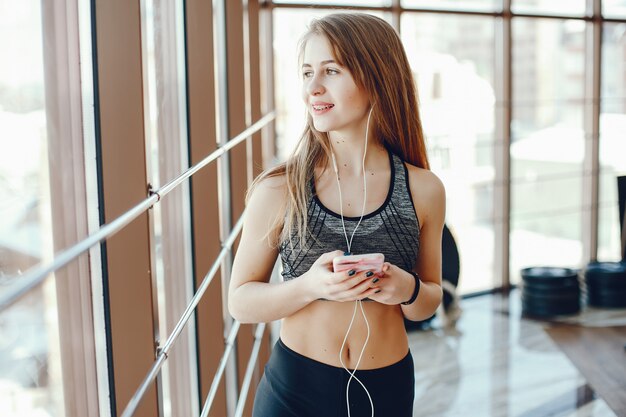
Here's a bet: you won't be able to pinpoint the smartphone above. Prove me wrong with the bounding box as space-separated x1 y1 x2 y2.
332 253 385 274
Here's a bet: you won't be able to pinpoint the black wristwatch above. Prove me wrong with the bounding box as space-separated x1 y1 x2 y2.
401 271 421 305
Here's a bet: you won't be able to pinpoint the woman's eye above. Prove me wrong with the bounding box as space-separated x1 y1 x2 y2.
302 68 339 79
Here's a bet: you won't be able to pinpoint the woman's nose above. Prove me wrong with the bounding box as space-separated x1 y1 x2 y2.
306 76 324 96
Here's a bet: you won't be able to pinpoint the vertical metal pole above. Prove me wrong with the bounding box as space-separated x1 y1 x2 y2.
492 6 513 412
583 0 601 263
259 2 276 168
495 2 512 289
391 0 401 33
140 0 165 414
242 0 253 186
172 0 201 413
146 204 165 417
233 323 266 417
213 0 239 415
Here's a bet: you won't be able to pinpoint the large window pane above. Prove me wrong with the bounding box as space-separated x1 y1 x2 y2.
272 0 390 6
512 0 586 16
402 13 496 294
598 23 626 261
598 103 626 265
401 0 498 12
603 0 626 18
0 1 65 415
601 23 626 101
510 18 586 282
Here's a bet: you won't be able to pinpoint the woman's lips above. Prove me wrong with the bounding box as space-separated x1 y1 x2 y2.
311 102 334 114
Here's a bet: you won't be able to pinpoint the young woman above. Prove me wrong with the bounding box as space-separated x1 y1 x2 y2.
228 12 445 417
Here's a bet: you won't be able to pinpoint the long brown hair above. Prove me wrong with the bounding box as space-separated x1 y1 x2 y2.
250 12 429 247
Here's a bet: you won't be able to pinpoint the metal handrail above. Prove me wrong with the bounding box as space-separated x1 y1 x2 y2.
233 323 267 417
121 215 244 417
0 111 275 311
200 320 242 417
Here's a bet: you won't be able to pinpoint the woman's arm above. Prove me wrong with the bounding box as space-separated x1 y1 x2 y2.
228 175 311 323
401 168 445 321
367 167 445 321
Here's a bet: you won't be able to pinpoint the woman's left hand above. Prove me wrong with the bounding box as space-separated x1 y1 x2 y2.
366 262 415 305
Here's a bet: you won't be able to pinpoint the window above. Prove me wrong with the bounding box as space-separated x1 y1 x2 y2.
510 18 587 282
603 0 626 18
598 22 626 261
273 0 390 5
512 0 586 16
0 1 65 415
401 12 496 293
402 0 497 12
140 0 198 415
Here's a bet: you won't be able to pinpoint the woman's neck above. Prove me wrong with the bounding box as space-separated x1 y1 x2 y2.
328 137 388 177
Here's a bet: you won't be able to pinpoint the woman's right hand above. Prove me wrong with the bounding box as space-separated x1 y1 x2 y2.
302 250 382 302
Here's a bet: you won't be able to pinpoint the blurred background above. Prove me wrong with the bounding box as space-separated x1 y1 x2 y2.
0 0 625 416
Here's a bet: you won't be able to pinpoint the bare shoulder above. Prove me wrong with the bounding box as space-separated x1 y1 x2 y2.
241 172 288 245
405 164 445 200
404 163 446 224
247 172 288 208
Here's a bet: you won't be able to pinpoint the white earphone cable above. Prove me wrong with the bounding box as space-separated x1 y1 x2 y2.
332 105 375 417
332 106 373 255
339 300 374 417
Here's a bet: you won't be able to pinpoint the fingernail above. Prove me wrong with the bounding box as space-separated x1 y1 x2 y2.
371 278 379 284
365 271 374 277
375 289 381 294
348 269 356 276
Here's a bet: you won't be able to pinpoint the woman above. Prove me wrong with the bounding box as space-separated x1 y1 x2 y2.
228 12 445 417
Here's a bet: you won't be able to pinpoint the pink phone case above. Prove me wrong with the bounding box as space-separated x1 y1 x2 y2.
332 253 385 273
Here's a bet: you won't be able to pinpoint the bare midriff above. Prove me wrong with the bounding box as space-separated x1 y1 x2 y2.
280 299 409 370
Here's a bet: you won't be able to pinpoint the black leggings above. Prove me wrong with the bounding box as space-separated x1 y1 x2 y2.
252 338 415 417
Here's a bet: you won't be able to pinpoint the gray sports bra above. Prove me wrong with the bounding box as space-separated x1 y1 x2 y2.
278 151 420 281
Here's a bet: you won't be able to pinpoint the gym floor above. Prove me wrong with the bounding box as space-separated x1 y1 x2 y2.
407 289 626 417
